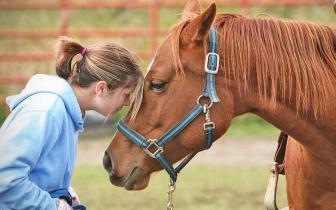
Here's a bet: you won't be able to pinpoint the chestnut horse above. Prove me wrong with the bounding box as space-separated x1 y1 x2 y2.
104 1 336 209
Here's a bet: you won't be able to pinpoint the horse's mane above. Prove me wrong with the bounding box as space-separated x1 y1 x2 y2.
171 13 336 117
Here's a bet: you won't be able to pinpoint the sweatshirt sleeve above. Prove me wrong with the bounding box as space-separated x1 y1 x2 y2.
0 110 59 210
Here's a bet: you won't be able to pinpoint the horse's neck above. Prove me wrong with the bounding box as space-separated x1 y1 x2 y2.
242 90 336 155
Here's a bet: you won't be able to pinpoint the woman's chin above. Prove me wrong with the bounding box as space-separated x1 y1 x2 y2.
103 110 117 118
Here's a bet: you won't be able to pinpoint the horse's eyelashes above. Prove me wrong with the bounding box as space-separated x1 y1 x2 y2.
149 79 168 92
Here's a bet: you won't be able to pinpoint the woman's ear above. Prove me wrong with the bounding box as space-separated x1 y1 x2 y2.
95 81 108 97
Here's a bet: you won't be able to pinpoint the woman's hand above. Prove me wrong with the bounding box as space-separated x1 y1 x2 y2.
56 198 73 210
69 186 80 206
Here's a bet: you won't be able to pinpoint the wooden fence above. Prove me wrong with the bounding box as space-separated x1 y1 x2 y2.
0 0 332 107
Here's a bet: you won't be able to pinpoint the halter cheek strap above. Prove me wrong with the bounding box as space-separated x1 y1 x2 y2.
117 26 220 182
204 26 220 103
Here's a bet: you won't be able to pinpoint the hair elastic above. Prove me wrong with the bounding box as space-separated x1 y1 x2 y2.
81 48 88 56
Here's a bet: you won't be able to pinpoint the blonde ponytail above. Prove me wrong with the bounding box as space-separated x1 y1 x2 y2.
55 36 84 80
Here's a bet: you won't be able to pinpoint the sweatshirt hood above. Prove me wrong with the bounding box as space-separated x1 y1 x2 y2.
6 74 84 131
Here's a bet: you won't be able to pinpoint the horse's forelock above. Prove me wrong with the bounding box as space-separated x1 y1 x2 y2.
170 20 194 81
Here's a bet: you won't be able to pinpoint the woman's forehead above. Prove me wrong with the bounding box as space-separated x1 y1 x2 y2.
123 85 136 93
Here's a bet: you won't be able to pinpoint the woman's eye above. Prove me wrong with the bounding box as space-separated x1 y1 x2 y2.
149 79 168 92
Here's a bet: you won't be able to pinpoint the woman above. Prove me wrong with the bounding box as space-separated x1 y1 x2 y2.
0 36 144 209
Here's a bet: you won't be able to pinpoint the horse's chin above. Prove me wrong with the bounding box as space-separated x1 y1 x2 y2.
125 175 150 190
109 167 150 191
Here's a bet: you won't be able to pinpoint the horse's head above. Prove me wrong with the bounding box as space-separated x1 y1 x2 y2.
104 0 236 190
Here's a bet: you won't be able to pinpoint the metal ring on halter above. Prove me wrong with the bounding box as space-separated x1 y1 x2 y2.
197 95 213 109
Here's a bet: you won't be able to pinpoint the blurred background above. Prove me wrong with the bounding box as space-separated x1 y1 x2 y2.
0 0 334 209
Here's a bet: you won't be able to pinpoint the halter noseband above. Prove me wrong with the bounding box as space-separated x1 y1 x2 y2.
117 26 220 183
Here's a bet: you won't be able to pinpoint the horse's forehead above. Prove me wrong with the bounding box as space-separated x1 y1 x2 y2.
147 37 169 71
147 52 157 72
146 36 175 78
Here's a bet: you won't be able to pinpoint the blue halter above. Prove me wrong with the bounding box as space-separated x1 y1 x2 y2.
117 26 220 182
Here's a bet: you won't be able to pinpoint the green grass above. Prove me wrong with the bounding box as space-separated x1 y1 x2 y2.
0 10 60 30
70 9 149 29
248 6 335 25
227 114 279 138
72 165 287 210
0 104 6 125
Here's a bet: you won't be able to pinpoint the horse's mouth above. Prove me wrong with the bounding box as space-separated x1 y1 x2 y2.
109 167 141 190
123 167 141 190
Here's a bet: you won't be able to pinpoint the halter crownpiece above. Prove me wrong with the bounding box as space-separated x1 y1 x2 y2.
204 26 220 103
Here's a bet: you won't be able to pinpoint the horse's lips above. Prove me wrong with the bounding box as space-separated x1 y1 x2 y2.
109 167 140 190
123 167 140 190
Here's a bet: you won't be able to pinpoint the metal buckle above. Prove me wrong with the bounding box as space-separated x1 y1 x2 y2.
203 122 215 130
264 161 280 210
204 52 219 74
269 161 280 174
144 139 163 158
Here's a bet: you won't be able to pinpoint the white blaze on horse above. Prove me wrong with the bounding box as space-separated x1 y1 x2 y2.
104 1 336 210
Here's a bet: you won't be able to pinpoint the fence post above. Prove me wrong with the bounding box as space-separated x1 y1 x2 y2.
150 0 159 57
59 0 69 36
240 0 249 16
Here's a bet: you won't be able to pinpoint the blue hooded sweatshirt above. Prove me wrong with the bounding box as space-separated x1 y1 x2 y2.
0 74 84 210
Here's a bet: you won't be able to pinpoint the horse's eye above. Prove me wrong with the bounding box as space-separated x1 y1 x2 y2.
149 79 168 92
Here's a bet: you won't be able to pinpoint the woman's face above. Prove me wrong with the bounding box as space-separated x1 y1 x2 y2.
94 82 135 117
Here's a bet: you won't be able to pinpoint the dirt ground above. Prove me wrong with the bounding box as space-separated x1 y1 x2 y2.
76 136 279 166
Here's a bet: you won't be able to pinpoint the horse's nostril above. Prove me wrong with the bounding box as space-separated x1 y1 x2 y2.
103 152 113 174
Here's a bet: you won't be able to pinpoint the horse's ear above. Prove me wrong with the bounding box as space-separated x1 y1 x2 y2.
181 3 216 44
182 0 201 19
